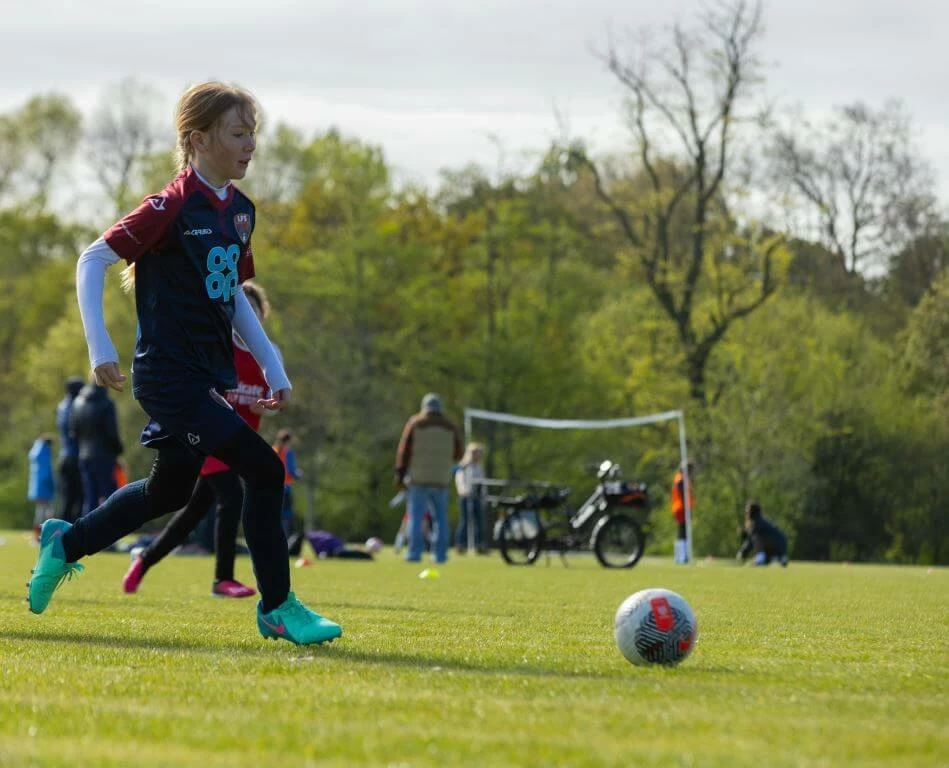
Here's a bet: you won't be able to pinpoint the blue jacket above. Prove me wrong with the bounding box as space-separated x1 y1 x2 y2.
28 440 55 501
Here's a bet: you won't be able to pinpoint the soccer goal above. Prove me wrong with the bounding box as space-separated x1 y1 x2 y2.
463 407 694 562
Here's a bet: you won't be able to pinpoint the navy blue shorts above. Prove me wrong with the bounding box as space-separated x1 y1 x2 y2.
138 384 244 457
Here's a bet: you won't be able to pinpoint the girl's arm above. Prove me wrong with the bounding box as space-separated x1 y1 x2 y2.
76 237 126 390
232 288 291 401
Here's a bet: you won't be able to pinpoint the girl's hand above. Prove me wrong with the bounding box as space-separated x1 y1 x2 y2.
94 362 126 392
257 388 291 412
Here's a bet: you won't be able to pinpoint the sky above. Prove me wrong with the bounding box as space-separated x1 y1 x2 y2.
3 0 948 200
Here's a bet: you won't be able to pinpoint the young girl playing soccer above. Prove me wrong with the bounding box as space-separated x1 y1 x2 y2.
27 81 341 645
122 281 275 599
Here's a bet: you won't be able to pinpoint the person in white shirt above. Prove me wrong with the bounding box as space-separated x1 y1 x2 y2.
454 443 485 554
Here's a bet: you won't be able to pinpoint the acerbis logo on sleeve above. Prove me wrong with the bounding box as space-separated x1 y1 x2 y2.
183 228 213 236
147 196 167 211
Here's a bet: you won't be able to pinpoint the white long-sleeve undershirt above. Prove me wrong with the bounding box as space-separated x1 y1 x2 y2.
232 289 291 393
76 237 120 370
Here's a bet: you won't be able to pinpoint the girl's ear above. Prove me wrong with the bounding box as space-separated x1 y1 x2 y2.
190 129 207 154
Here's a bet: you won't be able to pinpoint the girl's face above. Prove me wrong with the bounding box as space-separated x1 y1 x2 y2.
192 106 256 185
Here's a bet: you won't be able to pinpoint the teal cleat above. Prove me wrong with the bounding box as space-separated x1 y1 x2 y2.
257 592 342 645
28 519 84 614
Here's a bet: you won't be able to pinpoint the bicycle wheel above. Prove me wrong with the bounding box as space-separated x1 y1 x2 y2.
592 513 644 568
498 510 544 566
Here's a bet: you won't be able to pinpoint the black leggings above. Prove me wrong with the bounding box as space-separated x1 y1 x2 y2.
63 423 290 612
140 471 245 583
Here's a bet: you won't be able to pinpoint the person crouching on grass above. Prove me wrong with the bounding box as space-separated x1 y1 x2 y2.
736 501 789 567
26 81 341 646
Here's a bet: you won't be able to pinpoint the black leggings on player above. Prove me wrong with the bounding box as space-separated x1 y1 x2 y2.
61 424 289 612
139 471 245 583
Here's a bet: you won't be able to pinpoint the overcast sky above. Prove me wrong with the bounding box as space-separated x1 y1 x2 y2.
3 0 948 200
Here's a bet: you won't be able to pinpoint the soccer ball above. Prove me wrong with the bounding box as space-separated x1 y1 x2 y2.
614 588 698 666
365 536 383 554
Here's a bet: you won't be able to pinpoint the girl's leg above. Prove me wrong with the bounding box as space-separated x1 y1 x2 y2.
138 476 213 572
207 471 244 583
211 425 288 613
63 440 202 563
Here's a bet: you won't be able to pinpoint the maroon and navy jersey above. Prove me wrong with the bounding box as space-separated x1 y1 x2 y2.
104 166 256 396
200 341 267 476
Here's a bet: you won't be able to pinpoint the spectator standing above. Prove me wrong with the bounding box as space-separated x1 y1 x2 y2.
55 377 86 523
395 393 462 564
454 442 485 554
671 462 694 564
70 380 124 517
28 435 56 542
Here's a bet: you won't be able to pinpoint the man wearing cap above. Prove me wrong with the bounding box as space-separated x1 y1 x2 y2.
394 393 463 563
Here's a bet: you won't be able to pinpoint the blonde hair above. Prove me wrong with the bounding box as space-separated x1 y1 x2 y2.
462 442 484 465
121 82 259 293
174 81 258 172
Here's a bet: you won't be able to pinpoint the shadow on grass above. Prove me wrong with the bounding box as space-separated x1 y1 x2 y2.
0 629 736 679
327 600 516 619
319 645 738 679
0 627 278 657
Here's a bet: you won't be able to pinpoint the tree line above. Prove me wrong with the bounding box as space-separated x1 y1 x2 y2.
0 1 945 562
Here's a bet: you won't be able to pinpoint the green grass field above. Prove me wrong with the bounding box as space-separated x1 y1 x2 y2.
1 531 946 767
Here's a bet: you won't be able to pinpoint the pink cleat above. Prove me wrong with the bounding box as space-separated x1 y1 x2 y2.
212 579 256 598
123 556 146 594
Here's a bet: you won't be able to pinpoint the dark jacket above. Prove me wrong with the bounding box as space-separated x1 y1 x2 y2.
56 395 79 459
69 385 123 461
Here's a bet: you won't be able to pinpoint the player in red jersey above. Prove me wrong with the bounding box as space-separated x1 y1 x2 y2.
123 281 277 598
27 81 341 645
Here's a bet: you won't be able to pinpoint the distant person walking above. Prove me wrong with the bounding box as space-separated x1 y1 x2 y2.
28 435 56 543
395 393 462 564
55 376 86 523
671 462 694 564
70 380 124 518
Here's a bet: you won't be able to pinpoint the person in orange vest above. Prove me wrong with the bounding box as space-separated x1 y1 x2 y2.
273 428 303 538
671 462 695 564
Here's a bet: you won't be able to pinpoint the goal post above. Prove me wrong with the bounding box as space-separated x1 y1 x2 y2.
463 407 693 562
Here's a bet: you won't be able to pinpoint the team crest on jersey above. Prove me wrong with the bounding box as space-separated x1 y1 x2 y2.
233 213 252 244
